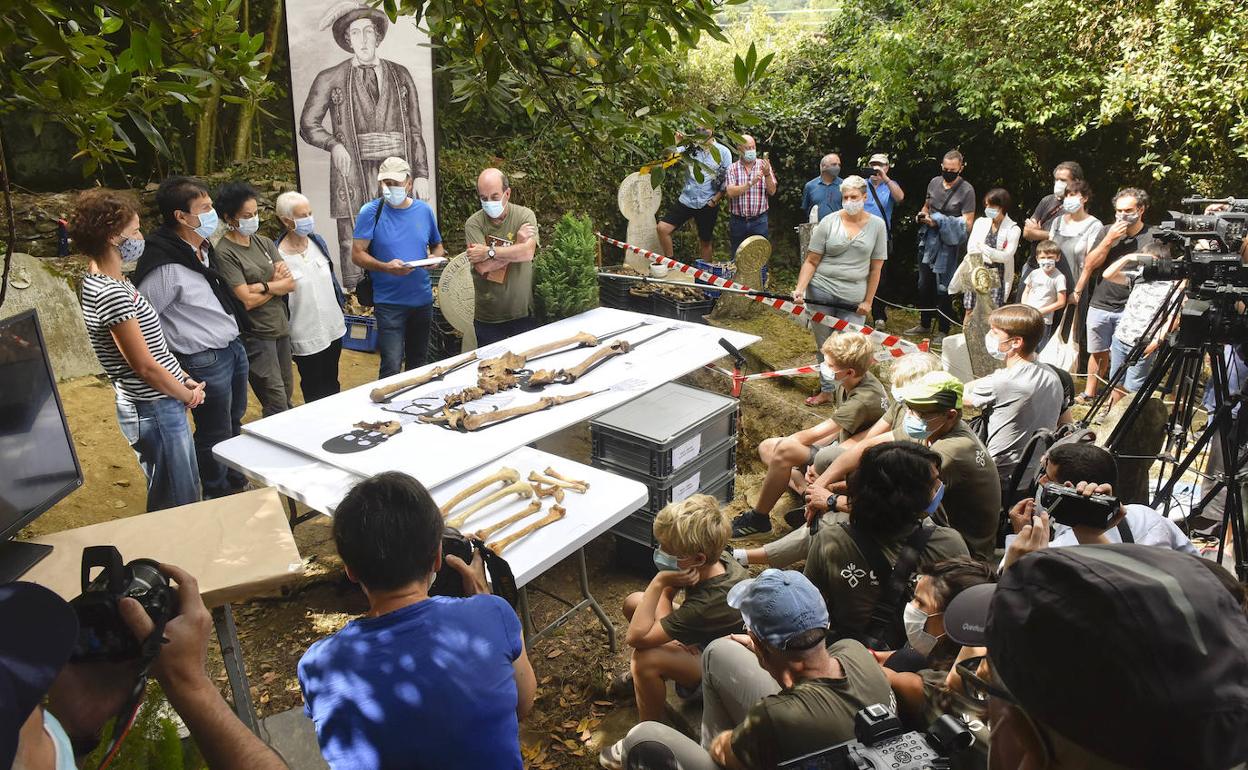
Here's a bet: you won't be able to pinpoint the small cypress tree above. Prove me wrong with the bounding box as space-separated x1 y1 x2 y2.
534 213 600 321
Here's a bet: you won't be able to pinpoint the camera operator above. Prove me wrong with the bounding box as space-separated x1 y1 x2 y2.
1101 241 1184 404
1072 187 1157 404
2 572 288 770
612 570 894 770
943 545 1248 770
1003 443 1197 566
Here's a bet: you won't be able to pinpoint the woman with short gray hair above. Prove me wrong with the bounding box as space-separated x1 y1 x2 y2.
792 175 888 406
275 191 346 401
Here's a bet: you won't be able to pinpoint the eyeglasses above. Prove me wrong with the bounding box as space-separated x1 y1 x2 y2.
955 655 1017 705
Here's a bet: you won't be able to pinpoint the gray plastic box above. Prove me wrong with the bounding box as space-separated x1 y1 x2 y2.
591 382 738 478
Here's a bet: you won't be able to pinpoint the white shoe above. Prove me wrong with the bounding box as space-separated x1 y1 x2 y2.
599 738 626 769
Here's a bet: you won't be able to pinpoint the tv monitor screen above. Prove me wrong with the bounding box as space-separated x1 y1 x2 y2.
0 309 83 541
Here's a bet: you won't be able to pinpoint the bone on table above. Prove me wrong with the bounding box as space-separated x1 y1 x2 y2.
445 481 534 529
368 351 478 403
488 505 567 554
543 467 591 491
459 391 597 432
528 470 587 494
472 499 543 541
439 467 520 517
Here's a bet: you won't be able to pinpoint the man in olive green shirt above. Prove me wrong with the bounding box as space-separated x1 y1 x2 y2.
464 167 541 346
607 570 894 770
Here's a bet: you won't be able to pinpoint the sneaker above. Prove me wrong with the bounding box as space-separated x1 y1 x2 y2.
731 510 772 538
607 670 635 700
599 738 626 769
783 506 808 530
675 680 703 702
903 324 930 336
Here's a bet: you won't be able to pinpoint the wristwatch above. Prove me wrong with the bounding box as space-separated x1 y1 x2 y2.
260 281 270 294
487 247 496 259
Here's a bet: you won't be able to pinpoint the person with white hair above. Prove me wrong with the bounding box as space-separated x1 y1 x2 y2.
275 190 347 401
792 175 889 406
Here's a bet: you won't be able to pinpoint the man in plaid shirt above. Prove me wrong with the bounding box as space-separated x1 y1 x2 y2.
725 135 777 256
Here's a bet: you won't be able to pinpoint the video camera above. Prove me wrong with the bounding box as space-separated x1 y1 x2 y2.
779 704 973 770
1038 483 1120 530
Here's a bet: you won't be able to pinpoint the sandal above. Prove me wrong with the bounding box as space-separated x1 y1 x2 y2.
1074 393 1095 405
805 393 830 407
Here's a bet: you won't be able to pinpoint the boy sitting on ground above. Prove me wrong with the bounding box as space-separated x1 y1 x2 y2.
732 333 889 538
604 495 748 762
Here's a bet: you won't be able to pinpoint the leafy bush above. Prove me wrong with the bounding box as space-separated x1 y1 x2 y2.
534 213 600 321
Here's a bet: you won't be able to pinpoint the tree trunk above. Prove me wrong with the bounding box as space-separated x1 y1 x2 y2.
195 79 223 175
231 0 284 164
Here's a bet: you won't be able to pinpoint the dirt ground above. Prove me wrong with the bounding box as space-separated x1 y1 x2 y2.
23 307 947 768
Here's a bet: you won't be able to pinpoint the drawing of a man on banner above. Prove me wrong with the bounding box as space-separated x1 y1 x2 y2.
299 2 430 290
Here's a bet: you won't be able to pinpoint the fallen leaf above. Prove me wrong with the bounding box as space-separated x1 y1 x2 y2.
593 700 613 707
546 648 564 659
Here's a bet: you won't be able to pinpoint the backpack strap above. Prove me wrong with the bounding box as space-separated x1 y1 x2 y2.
841 522 936 650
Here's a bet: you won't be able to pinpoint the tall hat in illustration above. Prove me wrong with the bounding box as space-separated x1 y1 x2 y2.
319 1 390 52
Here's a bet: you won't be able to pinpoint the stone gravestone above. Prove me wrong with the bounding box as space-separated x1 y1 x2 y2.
796 222 815 263
960 252 1003 379
437 252 477 352
3 253 102 380
710 235 770 320
617 172 662 274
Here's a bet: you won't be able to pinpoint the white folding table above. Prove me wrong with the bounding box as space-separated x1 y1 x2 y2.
216 437 647 648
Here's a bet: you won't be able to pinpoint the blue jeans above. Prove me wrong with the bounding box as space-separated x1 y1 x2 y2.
474 316 539 348
376 303 432 378
728 212 768 256
116 396 201 511
1109 336 1156 393
177 339 248 498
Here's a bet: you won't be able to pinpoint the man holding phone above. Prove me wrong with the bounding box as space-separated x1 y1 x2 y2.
1003 443 1197 560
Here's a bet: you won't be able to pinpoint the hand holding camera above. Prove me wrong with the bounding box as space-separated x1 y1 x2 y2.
118 562 212 695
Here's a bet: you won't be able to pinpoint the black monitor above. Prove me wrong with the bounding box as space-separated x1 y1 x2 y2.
0 309 83 581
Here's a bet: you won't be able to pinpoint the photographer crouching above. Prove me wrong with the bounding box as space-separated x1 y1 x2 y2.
2 565 287 769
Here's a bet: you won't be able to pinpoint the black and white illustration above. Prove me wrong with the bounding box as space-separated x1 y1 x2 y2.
287 0 437 290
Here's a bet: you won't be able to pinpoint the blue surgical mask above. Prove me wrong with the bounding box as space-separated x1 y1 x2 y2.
984 207 1000 220
384 186 408 206
924 481 946 515
653 548 681 572
43 709 78 770
903 411 934 441
234 215 259 236
190 208 218 239
481 199 505 219
294 215 316 236
1062 196 1082 214
743 149 757 162
117 236 145 263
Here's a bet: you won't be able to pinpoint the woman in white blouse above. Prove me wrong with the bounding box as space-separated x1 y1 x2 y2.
962 188 1021 321
274 191 347 402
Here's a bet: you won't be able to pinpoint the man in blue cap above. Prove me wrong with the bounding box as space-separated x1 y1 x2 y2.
605 569 892 770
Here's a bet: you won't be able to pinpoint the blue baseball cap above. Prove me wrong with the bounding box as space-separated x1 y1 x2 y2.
0 582 79 768
727 569 829 649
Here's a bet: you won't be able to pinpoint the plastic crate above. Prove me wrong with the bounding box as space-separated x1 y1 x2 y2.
591 383 738 478
693 260 769 299
598 275 633 311
609 466 737 547
597 436 736 514
342 315 378 352
429 309 462 361
651 292 715 324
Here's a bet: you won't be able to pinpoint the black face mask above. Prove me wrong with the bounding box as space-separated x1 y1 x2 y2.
941 170 960 183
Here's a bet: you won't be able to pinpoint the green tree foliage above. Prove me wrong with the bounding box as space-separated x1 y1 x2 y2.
534 212 599 321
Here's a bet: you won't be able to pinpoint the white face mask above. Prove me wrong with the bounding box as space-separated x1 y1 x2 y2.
903 602 943 657
234 215 259 236
1038 258 1057 270
1053 179 1068 197
1062 196 1082 214
42 708 78 770
842 199 865 216
985 331 1010 361
820 362 845 382
983 207 1000 220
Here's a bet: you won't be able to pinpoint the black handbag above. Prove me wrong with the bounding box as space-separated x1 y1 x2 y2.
352 198 386 307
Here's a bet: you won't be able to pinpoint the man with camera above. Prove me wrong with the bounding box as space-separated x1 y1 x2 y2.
861 154 904 323
2 567 288 770
612 570 893 770
1004 443 1197 560
944 544 1248 770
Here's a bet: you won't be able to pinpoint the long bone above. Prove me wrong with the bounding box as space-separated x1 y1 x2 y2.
439 467 520 517
487 506 567 554
528 470 587 494
446 481 534 529
471 500 544 541
544 467 590 491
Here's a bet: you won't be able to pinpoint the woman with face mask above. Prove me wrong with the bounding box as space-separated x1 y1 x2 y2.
213 181 297 417
962 188 1020 323
71 189 205 511
274 191 347 402
792 175 889 406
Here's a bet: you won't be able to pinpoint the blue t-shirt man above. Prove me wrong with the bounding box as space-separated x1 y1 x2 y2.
353 197 442 307
299 593 524 770
801 175 843 222
862 178 895 225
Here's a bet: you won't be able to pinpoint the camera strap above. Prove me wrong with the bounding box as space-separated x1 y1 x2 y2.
841 522 937 650
1116 519 1135 543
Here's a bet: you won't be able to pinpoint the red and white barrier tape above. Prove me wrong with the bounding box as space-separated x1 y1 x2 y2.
596 232 927 359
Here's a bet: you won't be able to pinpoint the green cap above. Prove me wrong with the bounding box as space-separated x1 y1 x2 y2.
894 370 963 411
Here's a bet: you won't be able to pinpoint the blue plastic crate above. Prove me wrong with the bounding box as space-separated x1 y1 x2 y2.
694 259 768 299
342 315 378 352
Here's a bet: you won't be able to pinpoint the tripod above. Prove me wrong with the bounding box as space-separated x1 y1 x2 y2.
1081 285 1247 581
